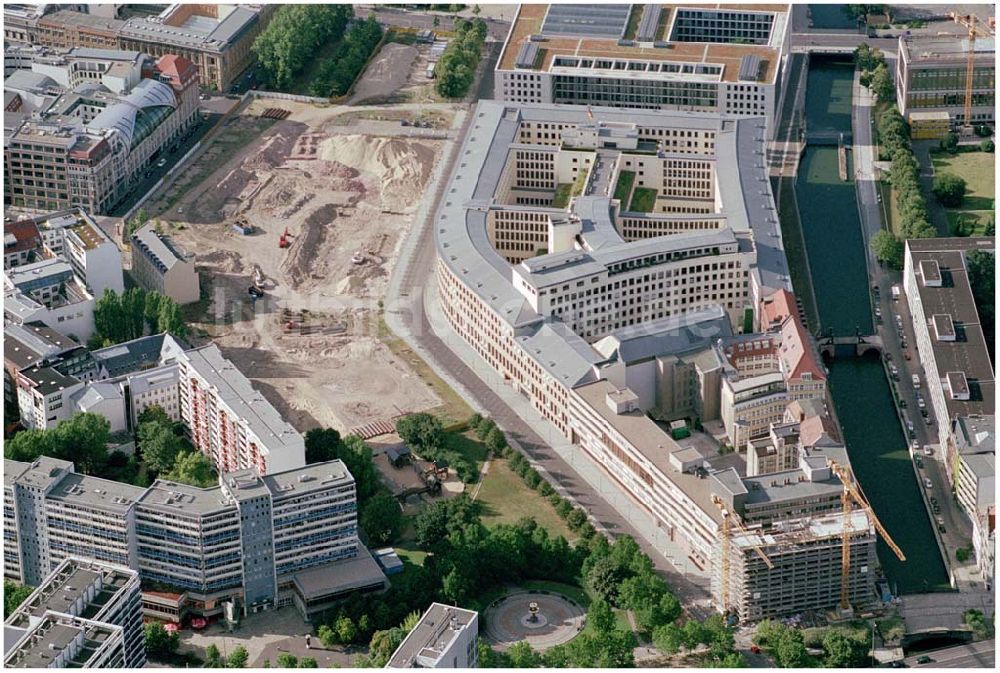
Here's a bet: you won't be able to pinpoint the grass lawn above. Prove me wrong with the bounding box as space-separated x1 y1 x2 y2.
879 181 904 238
947 210 993 236
475 461 575 540
614 170 635 203
624 5 642 39
930 150 995 207
378 315 472 426
630 187 657 212
553 183 573 208
395 547 428 567
930 150 995 235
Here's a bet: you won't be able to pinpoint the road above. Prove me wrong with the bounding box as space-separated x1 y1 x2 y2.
850 70 974 579
904 639 995 668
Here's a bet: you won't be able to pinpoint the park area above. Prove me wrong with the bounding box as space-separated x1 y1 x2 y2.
930 149 995 236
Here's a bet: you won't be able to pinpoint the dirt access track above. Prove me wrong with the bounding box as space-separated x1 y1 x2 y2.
159 97 456 434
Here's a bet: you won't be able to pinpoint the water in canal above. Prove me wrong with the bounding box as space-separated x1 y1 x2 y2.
795 58 949 593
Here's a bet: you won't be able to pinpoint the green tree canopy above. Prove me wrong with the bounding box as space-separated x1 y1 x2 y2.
871 229 904 268
932 172 967 207
360 492 403 545
144 622 180 661
163 450 216 488
227 646 249 669
4 581 33 618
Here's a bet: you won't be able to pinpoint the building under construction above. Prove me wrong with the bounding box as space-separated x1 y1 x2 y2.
717 510 877 623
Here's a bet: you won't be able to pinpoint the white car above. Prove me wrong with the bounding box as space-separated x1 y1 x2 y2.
923 446 934 456
923 478 933 489
911 440 920 451
156 158 167 168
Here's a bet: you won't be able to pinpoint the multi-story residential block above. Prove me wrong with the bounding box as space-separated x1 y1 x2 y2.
177 344 305 474
3 4 276 91
388 603 479 668
5 52 199 214
6 208 125 296
2 321 85 418
131 221 200 304
5 557 145 668
495 4 792 136
4 456 386 622
5 330 302 473
4 611 127 668
896 33 995 127
903 237 995 575
4 258 96 342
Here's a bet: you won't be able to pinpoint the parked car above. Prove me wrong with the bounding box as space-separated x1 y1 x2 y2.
923 478 932 489
911 439 920 451
924 446 934 457
937 524 946 534
916 655 932 664
915 457 923 469
156 157 167 168
912 374 920 389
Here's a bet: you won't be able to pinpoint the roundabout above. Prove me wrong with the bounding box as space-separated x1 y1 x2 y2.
483 590 586 651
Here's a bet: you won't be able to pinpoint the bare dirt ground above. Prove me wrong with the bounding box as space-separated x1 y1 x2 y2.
160 97 448 434
347 42 418 105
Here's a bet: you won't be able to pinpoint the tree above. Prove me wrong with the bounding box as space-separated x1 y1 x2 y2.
304 427 342 464
822 630 867 668
228 645 250 669
506 641 543 668
585 555 627 604
335 615 358 644
941 132 959 153
298 657 318 668
773 627 808 668
870 62 894 101
485 426 507 455
4 581 33 618
138 419 185 474
163 450 216 487
871 229 904 268
981 139 995 153
395 413 444 453
361 492 403 545
205 644 223 668
853 43 884 72
276 653 299 668
618 572 681 630
144 622 179 661
473 417 495 441
932 172 967 207
253 6 354 90
158 300 187 337
653 622 685 653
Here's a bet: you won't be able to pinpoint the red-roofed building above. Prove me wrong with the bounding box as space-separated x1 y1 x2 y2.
4 220 42 269
156 54 199 92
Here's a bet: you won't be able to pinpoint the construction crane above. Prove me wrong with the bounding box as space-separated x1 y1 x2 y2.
828 461 906 611
712 495 773 614
950 13 986 135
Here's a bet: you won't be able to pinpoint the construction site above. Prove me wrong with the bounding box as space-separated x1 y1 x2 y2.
153 96 456 435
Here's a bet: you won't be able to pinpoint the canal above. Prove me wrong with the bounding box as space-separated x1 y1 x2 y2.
795 57 949 593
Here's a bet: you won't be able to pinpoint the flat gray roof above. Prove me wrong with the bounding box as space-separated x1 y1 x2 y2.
288 546 386 601
6 558 136 628
45 472 144 512
906 239 995 419
593 304 733 364
388 602 478 668
742 469 843 506
182 344 304 462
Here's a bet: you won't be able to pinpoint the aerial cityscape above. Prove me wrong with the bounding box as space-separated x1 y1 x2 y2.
0 2 995 670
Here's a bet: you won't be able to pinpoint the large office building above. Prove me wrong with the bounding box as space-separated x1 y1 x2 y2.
4 456 386 622
4 557 145 668
388 604 479 668
902 237 995 578
3 611 127 668
434 100 874 621
495 4 791 135
896 33 996 127
4 50 199 214
3 4 275 91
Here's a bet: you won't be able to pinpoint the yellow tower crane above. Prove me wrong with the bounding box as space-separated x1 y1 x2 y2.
712 495 774 614
950 13 986 135
828 461 906 611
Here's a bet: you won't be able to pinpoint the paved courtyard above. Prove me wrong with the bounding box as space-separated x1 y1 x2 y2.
484 590 586 651
176 606 364 667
